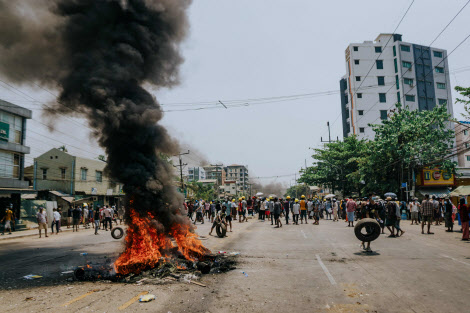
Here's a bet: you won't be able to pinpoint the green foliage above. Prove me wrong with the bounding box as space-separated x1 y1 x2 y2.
456 86 470 119
284 184 310 199
186 181 216 200
300 103 456 197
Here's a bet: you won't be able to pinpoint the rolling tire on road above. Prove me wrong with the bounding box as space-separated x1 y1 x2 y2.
111 227 124 240
215 224 227 238
354 218 381 242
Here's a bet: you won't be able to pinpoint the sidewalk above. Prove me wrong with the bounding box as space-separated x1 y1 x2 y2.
1 226 80 241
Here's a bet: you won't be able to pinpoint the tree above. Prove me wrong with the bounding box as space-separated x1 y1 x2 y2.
186 182 217 200
284 184 310 199
456 86 470 119
58 145 68 152
298 136 368 197
98 155 106 162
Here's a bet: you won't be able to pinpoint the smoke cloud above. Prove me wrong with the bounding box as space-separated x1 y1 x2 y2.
0 0 192 230
252 181 287 197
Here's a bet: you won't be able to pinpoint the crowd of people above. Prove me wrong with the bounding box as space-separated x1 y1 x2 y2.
32 204 123 238
183 193 470 242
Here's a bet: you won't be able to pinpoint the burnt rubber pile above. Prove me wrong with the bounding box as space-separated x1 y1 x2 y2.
73 253 238 284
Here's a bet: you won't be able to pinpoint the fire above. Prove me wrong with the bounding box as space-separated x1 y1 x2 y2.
114 208 210 275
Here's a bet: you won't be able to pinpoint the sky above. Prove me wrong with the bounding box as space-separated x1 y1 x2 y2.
1 0 470 187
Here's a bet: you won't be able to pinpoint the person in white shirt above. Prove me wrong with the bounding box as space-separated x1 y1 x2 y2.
259 198 266 221
52 208 61 235
36 207 48 238
409 199 420 225
293 199 300 225
332 199 339 222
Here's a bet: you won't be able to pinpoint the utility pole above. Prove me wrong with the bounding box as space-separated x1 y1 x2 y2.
321 121 339 143
211 163 223 199
174 150 190 197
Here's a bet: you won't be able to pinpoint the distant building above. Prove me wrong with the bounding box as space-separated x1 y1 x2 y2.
225 164 249 193
220 180 238 196
187 166 206 182
34 148 123 207
341 33 454 139
203 165 225 185
455 121 470 168
0 99 32 220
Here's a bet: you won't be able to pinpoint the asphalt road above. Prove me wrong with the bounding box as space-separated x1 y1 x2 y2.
1 216 469 313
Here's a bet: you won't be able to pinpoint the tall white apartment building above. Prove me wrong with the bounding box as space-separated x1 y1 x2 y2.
340 33 454 139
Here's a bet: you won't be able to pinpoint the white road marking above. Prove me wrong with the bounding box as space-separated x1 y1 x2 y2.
301 230 307 239
441 254 470 266
316 254 337 285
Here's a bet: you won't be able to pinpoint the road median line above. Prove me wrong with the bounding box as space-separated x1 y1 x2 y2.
316 254 337 285
62 289 100 306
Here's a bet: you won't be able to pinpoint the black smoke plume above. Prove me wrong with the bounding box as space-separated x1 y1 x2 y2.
0 0 192 230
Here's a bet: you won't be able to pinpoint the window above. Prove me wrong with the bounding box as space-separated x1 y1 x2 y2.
375 46 382 53
377 76 385 86
467 155 470 162
357 93 362 99
379 93 387 103
344 94 348 104
358 110 364 116
394 59 398 73
96 171 103 183
402 61 412 68
354 59 360 65
395 75 400 90
393 46 396 57
42 168 47 180
401 45 411 52
376 60 383 69
359 127 365 133
433 51 443 58
437 82 446 89
465 130 469 136
404 78 413 86
355 76 361 81
438 99 447 105
397 92 401 103
14 130 21 144
435 67 444 73
380 110 388 120
353 46 358 51
61 168 66 180
81 168 87 181
13 154 19 179
405 95 415 102
466 143 470 149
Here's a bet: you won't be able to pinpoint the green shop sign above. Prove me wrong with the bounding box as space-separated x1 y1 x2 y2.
0 122 9 142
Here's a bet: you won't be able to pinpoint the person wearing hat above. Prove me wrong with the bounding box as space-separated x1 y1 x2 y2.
268 196 274 225
284 196 291 224
300 195 308 224
1 205 14 235
292 199 300 225
385 197 398 237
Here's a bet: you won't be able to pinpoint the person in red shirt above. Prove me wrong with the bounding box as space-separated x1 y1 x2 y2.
346 198 356 227
458 198 469 241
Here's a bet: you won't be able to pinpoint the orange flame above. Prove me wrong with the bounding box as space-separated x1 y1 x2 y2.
114 208 209 275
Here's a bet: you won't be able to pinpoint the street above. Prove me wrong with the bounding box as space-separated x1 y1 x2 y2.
1 217 470 313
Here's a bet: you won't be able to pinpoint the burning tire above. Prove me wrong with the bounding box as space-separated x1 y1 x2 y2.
111 227 124 240
215 224 227 238
354 218 381 242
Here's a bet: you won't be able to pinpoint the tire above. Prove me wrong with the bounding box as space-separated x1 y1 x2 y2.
111 227 124 240
354 218 381 242
215 224 227 238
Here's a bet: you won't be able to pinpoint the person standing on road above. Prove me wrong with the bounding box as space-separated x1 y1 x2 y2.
51 208 61 235
409 198 420 225
313 199 320 225
224 203 233 232
67 205 73 229
325 200 332 220
293 199 300 225
194 201 204 225
307 198 314 221
346 198 356 227
259 198 266 221
1 206 14 235
300 195 308 224
36 207 48 238
241 197 248 222
332 199 339 222
231 199 238 222
421 194 434 235
273 198 282 228
268 197 274 225
432 196 441 226
458 198 469 241
444 197 454 232
72 205 81 232
385 197 397 237
104 206 113 231
94 207 100 235
284 196 291 224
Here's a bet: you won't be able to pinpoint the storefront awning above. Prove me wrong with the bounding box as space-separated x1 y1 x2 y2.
450 186 470 197
21 193 37 199
418 188 450 198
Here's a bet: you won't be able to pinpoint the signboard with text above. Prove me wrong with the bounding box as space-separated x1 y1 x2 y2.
421 168 454 186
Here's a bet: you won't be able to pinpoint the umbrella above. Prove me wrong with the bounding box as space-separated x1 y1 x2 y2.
384 192 397 198
255 192 264 197
325 194 336 199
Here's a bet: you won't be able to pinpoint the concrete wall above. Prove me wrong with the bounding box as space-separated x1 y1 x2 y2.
35 148 75 194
